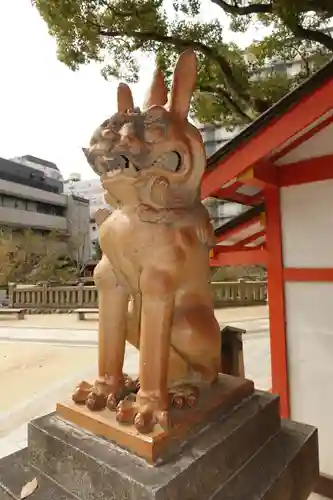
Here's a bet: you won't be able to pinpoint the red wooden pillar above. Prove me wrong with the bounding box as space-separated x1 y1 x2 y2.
265 185 290 418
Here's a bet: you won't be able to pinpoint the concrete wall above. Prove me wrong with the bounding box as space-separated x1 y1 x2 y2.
280 179 333 477
0 178 67 206
0 206 67 231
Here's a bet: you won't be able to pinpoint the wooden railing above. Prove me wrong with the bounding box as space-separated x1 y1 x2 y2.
8 279 267 311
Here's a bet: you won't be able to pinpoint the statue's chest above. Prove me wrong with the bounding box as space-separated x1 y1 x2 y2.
100 209 160 266
102 210 139 255
101 209 179 292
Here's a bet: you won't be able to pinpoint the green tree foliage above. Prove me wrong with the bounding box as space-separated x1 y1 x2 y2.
0 229 78 286
33 0 332 126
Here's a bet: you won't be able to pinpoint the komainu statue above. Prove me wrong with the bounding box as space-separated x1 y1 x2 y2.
73 50 221 433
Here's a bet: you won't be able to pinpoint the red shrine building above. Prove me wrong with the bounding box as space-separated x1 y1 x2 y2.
202 59 333 493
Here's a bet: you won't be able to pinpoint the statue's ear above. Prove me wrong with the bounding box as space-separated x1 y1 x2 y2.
117 83 134 112
169 49 197 120
143 68 168 109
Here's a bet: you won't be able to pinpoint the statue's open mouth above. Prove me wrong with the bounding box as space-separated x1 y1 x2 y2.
104 151 182 177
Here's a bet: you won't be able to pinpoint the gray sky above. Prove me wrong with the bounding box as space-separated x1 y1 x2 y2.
0 0 265 180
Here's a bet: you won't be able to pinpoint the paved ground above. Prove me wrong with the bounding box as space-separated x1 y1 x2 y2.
0 304 269 330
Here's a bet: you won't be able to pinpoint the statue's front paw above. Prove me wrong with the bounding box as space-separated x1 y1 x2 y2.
116 395 171 434
71 374 138 412
72 381 93 404
116 394 171 434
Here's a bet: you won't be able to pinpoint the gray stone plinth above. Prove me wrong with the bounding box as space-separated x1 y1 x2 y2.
0 391 318 500
0 449 73 500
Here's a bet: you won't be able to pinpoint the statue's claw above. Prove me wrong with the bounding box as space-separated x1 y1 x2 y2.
86 391 107 411
169 384 199 410
72 374 138 411
116 396 171 434
72 381 93 404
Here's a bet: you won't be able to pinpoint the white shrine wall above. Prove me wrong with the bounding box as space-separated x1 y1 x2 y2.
280 179 333 268
280 178 333 477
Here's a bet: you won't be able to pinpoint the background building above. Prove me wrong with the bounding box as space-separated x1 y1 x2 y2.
0 155 91 264
64 174 109 257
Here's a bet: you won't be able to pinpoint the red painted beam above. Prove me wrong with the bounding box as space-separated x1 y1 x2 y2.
278 154 333 187
202 79 333 198
215 245 265 254
216 215 262 243
283 268 333 281
210 248 267 266
214 183 263 206
215 181 242 199
237 162 278 191
232 229 266 249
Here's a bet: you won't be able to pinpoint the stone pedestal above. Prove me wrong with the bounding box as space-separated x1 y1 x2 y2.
0 380 319 500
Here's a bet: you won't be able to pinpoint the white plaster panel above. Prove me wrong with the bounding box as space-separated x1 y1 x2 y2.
285 282 333 476
276 121 333 165
280 180 333 268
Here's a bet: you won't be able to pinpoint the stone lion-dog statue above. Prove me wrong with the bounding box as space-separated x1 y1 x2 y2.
73 49 221 433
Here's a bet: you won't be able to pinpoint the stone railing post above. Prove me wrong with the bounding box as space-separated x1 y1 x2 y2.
77 283 84 307
238 278 246 304
42 283 48 307
8 283 15 308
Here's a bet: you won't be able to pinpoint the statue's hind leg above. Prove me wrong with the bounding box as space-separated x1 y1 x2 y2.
171 303 221 384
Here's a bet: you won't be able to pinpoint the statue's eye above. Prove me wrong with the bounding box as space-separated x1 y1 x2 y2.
164 151 181 172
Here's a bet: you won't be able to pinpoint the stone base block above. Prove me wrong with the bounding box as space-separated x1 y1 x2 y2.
57 374 254 463
0 390 319 500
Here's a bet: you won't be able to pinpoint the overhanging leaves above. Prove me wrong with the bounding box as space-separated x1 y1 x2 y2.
33 0 333 125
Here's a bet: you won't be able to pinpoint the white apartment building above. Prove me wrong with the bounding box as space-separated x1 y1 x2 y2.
64 174 110 257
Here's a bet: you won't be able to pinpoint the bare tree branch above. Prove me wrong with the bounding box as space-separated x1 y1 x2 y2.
98 26 259 111
210 0 273 15
200 84 253 121
289 23 333 51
